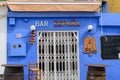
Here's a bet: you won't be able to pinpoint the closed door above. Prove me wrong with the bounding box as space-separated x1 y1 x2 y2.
38 31 80 80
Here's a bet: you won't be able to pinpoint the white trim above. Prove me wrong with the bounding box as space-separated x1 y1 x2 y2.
0 7 7 74
37 31 39 70
38 30 78 32
53 32 57 80
7 2 101 5
77 31 80 80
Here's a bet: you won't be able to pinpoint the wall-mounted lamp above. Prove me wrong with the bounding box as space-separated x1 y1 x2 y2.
30 25 36 44
30 25 36 31
88 25 93 32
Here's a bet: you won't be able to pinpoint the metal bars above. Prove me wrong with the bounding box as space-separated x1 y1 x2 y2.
38 31 79 80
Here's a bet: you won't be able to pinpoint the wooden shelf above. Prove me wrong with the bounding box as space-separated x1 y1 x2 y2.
85 64 109 67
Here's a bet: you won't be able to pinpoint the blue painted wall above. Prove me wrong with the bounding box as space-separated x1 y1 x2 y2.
7 12 120 80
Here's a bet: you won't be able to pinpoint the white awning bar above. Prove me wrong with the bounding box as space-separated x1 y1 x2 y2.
7 1 101 5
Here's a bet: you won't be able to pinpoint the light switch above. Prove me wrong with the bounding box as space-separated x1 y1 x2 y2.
16 34 22 38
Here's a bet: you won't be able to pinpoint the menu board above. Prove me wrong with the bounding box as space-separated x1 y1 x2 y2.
101 35 120 59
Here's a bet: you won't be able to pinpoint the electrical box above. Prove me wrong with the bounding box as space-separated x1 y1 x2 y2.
101 35 120 59
8 41 26 56
9 18 16 26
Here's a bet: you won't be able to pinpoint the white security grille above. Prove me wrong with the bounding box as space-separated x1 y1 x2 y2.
38 31 79 80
